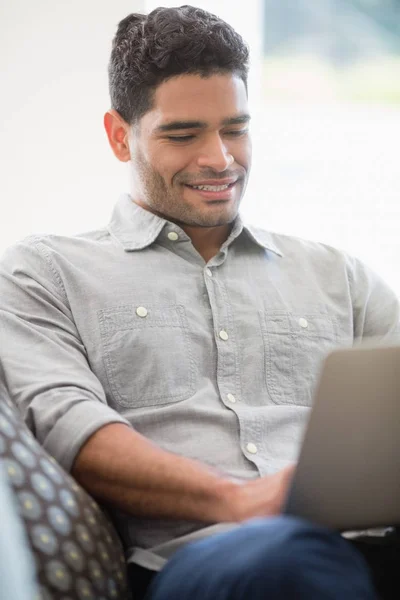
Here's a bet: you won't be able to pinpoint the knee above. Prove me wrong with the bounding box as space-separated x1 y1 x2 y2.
197 516 374 597
233 516 375 598
236 515 365 571
173 516 347 580
150 517 375 600
175 515 349 571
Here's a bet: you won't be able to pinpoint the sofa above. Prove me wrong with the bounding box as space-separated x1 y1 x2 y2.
0 388 131 600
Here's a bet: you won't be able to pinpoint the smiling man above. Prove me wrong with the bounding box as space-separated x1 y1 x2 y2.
0 5 399 600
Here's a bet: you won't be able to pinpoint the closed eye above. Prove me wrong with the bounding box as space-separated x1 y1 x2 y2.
166 129 248 142
166 135 195 142
225 129 249 137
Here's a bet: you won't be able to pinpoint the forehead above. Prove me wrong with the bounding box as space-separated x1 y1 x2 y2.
142 73 249 130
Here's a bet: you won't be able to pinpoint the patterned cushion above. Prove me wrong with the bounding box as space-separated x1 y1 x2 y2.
0 396 130 600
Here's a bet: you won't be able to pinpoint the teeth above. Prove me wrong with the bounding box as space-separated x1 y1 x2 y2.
192 184 230 191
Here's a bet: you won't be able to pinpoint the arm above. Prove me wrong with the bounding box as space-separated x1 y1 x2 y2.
72 421 294 523
0 237 131 469
347 255 400 340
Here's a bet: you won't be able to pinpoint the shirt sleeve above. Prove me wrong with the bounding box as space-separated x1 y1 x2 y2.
0 236 131 471
346 254 400 341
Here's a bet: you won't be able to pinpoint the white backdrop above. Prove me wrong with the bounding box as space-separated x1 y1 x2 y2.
1 1 399 296
0 0 145 248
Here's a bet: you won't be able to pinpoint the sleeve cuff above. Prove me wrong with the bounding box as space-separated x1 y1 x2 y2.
43 400 131 472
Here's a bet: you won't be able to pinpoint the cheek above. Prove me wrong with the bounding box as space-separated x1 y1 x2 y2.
237 139 252 168
227 138 251 171
153 148 193 181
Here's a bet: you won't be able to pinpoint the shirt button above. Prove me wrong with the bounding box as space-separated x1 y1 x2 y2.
219 330 229 341
205 268 213 277
136 306 148 318
227 393 236 403
246 443 258 454
299 318 308 328
168 232 179 241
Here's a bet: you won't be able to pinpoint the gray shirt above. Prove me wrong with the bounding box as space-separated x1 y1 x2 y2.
0 194 399 569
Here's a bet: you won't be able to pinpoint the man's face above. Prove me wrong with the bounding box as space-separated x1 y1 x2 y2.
128 73 252 227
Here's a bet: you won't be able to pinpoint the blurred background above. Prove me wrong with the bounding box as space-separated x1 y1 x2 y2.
1 0 399 294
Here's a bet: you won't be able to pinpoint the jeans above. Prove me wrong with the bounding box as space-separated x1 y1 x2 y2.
129 515 380 599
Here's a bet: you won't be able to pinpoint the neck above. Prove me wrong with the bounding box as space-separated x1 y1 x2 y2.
181 223 232 263
130 197 233 263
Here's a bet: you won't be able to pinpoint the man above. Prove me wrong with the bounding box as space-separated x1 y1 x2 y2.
0 5 399 599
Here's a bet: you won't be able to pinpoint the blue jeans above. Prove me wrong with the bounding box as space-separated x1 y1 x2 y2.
144 516 377 599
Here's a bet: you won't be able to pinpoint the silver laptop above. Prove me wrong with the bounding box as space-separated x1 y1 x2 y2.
284 343 400 531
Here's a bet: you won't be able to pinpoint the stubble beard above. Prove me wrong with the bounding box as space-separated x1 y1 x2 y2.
134 155 244 228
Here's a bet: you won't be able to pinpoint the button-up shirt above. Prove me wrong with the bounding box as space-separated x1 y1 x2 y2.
0 194 399 569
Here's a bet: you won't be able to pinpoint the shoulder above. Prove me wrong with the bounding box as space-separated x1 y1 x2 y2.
246 224 350 264
0 228 111 294
244 224 396 292
1 227 110 262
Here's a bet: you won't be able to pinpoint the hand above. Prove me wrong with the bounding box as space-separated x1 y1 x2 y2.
227 464 296 522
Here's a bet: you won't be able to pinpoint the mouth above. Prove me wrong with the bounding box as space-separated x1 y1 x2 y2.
184 180 238 200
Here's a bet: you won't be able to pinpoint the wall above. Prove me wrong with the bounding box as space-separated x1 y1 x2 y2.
0 0 145 249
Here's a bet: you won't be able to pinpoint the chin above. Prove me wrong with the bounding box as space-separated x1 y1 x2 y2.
195 212 238 228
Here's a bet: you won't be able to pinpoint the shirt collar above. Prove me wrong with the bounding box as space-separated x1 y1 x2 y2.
243 224 284 257
108 193 283 257
108 194 167 250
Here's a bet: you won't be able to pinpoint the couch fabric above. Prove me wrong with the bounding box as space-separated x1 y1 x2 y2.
0 395 130 600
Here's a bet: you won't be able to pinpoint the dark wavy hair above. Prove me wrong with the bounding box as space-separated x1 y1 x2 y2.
108 5 249 125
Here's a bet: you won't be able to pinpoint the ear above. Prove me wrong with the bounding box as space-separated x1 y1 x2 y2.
104 110 131 162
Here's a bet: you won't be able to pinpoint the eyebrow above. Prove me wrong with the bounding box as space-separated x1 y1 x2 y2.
155 114 251 133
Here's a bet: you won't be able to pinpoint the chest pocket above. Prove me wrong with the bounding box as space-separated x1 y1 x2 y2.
98 304 195 408
260 310 338 407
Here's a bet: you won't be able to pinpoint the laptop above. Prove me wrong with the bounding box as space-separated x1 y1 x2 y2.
284 342 400 531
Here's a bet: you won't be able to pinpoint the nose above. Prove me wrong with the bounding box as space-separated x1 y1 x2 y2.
196 134 234 172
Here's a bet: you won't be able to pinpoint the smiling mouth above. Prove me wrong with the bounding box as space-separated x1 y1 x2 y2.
185 182 236 192
191 183 231 191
